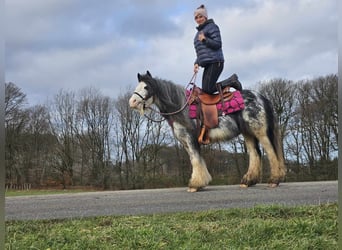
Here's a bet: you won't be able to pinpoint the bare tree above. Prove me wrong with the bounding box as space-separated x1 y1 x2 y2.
258 78 297 141
5 82 27 125
295 75 338 178
25 104 53 185
113 91 144 189
310 75 338 161
298 81 317 169
5 82 29 185
76 87 114 189
48 89 77 188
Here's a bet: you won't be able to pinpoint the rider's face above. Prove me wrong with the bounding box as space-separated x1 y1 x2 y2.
195 15 206 25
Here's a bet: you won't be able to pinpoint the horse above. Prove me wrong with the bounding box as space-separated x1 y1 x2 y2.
129 71 286 192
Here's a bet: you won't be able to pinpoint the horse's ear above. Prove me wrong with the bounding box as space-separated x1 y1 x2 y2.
146 70 152 77
137 73 142 81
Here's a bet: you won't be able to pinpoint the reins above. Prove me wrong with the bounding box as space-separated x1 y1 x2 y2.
143 73 198 123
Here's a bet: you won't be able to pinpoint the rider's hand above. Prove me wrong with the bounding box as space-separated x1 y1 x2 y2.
198 31 206 42
194 64 199 73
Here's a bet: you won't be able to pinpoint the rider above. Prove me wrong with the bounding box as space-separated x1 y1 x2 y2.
194 4 242 94
193 4 224 94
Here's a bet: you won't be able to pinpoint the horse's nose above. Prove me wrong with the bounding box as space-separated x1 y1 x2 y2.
129 96 137 108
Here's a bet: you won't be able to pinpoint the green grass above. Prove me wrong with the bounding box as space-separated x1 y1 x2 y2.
6 203 337 250
5 188 99 197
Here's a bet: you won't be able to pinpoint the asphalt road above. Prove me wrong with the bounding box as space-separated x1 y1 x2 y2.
5 181 337 221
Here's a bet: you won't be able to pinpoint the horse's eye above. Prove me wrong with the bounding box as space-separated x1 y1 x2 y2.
144 86 149 90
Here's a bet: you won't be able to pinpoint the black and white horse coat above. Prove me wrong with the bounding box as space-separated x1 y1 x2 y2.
129 71 285 192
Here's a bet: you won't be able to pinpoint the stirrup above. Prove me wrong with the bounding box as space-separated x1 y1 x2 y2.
198 126 210 145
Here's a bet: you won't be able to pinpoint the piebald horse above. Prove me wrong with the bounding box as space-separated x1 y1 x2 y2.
129 71 285 192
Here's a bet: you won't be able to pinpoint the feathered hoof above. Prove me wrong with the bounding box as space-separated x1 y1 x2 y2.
268 183 279 188
187 187 205 192
268 178 281 188
188 187 198 193
240 177 258 188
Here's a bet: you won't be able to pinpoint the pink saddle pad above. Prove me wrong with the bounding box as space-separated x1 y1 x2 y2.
187 90 245 119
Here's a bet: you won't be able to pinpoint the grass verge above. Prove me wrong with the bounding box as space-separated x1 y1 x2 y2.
5 188 99 197
6 203 337 250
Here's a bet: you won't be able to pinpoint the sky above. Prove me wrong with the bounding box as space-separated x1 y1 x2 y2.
5 0 338 106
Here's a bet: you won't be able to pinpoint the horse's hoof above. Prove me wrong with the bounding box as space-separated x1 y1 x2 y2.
268 183 279 188
187 187 205 192
240 178 258 188
187 187 198 193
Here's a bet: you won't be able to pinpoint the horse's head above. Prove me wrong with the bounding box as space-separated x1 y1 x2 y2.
129 70 156 115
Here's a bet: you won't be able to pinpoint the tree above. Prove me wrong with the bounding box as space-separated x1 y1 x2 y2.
310 75 338 161
25 104 53 185
76 87 114 189
5 82 29 185
258 78 297 141
48 89 77 188
113 91 144 189
5 82 27 125
295 75 338 178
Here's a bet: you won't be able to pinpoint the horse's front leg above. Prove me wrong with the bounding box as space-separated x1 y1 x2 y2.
173 122 212 192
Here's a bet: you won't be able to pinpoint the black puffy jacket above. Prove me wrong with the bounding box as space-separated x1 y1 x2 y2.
194 19 224 67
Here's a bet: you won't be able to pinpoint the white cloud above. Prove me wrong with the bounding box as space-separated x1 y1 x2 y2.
5 0 337 105
211 0 337 85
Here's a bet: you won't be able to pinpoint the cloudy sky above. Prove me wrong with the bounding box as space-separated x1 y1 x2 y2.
5 0 337 106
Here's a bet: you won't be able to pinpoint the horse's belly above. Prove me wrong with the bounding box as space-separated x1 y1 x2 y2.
208 116 240 141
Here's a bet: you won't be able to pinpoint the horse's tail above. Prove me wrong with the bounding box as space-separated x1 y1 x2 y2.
262 96 286 174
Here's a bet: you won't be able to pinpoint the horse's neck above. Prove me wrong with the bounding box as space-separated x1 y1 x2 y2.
157 90 194 131
157 86 184 112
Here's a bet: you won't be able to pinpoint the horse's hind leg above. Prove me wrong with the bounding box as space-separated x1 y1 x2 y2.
240 135 262 187
258 135 286 187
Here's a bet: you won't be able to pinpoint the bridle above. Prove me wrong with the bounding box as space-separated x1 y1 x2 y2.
133 73 197 122
133 91 145 101
132 91 148 110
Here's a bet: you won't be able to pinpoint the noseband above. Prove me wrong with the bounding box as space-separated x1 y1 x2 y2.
133 90 155 109
133 91 146 101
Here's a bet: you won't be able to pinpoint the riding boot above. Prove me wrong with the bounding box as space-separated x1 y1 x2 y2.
216 74 242 91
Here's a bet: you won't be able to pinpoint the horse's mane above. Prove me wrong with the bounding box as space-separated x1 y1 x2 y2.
139 73 195 129
154 78 186 112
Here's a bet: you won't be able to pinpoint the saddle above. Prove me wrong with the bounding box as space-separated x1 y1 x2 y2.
188 74 243 145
